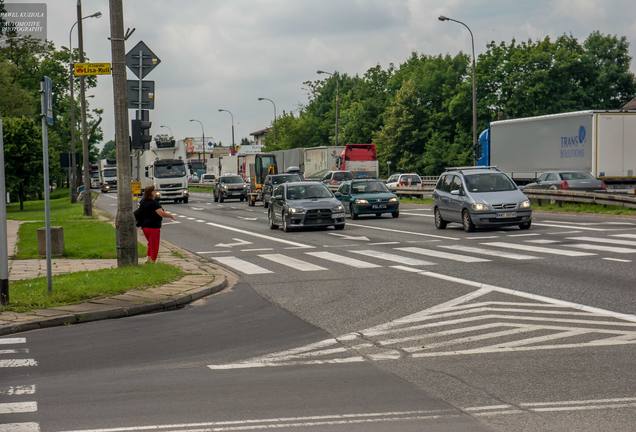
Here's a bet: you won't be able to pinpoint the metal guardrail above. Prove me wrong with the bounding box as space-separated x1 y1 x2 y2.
524 189 636 209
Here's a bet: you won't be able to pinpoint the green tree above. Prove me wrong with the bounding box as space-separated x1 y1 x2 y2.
99 139 116 160
3 117 43 210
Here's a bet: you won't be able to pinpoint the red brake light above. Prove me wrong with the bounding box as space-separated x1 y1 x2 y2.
560 180 569 190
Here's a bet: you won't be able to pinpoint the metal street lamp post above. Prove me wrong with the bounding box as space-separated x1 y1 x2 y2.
317 70 340 147
218 109 235 153
189 119 205 161
438 15 477 165
257 97 277 146
68 9 101 203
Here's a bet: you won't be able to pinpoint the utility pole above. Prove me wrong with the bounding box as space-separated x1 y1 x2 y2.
0 118 8 305
68 26 78 203
77 0 92 216
109 0 137 266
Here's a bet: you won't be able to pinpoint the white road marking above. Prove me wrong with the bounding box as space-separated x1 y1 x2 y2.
0 359 37 368
328 233 370 241
195 220 205 223
466 236 499 239
259 254 326 272
0 349 28 355
346 223 459 240
305 251 381 268
186 217 195 221
569 244 636 254
215 238 252 248
197 251 230 254
204 221 313 249
400 212 434 218
212 257 273 275
400 208 431 212
521 396 636 407
533 222 611 231
349 250 435 266
0 423 40 432
603 257 632 263
0 338 25 345
238 217 258 221
613 234 636 239
546 230 582 235
483 242 595 257
369 241 400 246
0 402 37 414
525 239 559 244
240 248 274 252
0 385 35 396
568 236 636 247
190 207 204 211
544 220 635 226
438 245 538 260
396 247 489 263
506 233 539 237
177 215 186 218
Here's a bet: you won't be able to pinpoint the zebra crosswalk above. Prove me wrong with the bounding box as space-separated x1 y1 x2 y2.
0 338 39 432
205 233 636 276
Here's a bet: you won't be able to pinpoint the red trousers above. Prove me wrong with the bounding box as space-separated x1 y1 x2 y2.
142 228 161 261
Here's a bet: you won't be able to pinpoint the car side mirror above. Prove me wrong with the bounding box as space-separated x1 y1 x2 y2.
450 189 461 196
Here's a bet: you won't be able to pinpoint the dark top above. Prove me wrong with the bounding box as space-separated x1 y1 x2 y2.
140 199 163 228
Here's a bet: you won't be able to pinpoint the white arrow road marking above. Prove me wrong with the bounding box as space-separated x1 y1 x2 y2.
328 233 370 241
204 221 313 249
215 238 253 248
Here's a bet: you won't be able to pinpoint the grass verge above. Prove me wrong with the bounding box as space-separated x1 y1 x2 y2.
1 263 184 313
400 197 433 205
9 196 146 259
189 185 213 193
531 200 636 216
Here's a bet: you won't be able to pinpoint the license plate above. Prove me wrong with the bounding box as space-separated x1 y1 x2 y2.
497 212 517 218
332 212 345 218
371 204 387 209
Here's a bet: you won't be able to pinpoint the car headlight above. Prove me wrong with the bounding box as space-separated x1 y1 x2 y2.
388 197 398 203
288 207 305 214
520 200 531 209
335 204 344 212
222 185 228 190
472 202 488 211
355 199 368 204
183 190 189 196
156 192 161 197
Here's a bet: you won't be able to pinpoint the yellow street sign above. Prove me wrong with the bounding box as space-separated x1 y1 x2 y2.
131 180 142 197
73 62 111 76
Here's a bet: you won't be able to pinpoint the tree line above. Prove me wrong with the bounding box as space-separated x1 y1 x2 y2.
264 31 636 176
0 0 103 209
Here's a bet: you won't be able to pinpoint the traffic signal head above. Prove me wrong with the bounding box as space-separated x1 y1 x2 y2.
131 119 152 150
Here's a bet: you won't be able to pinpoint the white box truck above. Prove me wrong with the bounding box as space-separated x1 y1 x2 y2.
140 136 189 203
98 159 117 192
479 110 636 185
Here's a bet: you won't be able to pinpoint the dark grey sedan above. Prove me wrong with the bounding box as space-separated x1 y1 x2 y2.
524 171 606 191
268 182 346 232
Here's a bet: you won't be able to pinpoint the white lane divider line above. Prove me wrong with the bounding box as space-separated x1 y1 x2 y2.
525 239 559 244
567 236 636 247
396 247 489 263
368 241 401 246
0 338 25 345
438 245 539 260
349 250 436 266
482 242 595 257
569 244 636 254
0 423 40 432
204 221 313 249
602 257 632 263
546 230 582 235
305 251 381 268
400 212 434 218
533 223 609 232
506 233 539 237
211 257 273 275
259 254 327 272
177 215 186 218
0 359 37 368
466 236 499 240
0 402 38 414
0 349 29 355
346 223 459 240
0 385 36 396
240 248 274 252
195 219 205 223
612 234 636 239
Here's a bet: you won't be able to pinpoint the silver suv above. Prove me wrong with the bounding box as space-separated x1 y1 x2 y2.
433 167 532 232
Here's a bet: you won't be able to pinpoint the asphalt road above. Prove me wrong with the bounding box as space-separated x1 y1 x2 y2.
2 191 635 432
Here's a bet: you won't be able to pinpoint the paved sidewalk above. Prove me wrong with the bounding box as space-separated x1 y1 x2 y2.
9 259 117 280
7 219 21 257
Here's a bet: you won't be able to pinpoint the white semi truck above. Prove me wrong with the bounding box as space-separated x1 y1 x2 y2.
479 110 636 186
140 135 189 203
98 159 117 192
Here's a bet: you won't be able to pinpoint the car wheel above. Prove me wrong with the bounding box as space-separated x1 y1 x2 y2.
334 224 345 230
183 197 188 204
392 211 399 219
519 221 532 230
375 213 382 217
462 209 475 232
350 204 359 220
282 211 291 232
434 207 447 229
268 209 279 230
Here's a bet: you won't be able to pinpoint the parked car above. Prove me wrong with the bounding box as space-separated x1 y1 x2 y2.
262 173 303 209
321 170 353 189
213 175 248 203
523 171 607 192
199 173 216 184
385 173 423 190
433 167 532 232
336 179 399 219
268 181 346 232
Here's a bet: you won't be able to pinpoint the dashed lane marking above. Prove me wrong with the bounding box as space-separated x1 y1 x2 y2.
613 234 636 239
211 257 273 275
482 242 595 257
0 360 37 368
567 236 636 247
570 244 636 254
525 239 559 244
0 339 25 345
346 223 459 240
204 221 313 249
396 247 490 263
259 254 327 272
349 250 435 266
0 402 37 414
602 257 632 263
533 223 619 232
305 251 381 268
438 244 538 260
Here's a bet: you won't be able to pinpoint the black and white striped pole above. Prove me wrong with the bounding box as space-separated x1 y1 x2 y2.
0 117 8 305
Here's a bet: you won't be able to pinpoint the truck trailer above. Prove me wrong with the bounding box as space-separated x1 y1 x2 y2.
479 110 636 185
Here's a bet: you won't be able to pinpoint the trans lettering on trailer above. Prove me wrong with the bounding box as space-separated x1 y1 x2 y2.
560 126 586 158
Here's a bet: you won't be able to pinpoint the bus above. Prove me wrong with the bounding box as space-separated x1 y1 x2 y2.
339 144 378 177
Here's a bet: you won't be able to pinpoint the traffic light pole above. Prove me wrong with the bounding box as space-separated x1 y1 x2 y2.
77 0 92 216
109 0 137 266
136 48 142 180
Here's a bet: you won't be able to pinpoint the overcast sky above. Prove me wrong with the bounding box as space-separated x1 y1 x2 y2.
28 0 636 148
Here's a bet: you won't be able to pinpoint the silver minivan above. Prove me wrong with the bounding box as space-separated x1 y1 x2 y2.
433 167 532 232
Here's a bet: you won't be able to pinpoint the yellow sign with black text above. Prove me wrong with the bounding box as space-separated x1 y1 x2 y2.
73 62 111 76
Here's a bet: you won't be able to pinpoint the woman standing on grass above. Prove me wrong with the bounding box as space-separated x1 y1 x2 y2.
139 185 175 263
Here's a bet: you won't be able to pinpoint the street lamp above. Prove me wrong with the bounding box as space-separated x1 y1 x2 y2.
218 109 235 153
317 70 340 147
257 97 277 146
188 119 205 161
67 9 101 203
160 125 173 137
438 15 477 165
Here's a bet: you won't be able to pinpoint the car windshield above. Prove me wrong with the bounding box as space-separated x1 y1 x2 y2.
560 172 595 181
351 181 389 194
332 172 353 181
91 172 100 178
102 168 116 177
154 163 186 178
221 176 244 184
286 184 332 200
464 173 516 192
272 174 301 185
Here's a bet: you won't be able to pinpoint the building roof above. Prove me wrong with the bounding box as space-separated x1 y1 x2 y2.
622 97 636 110
250 127 271 137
